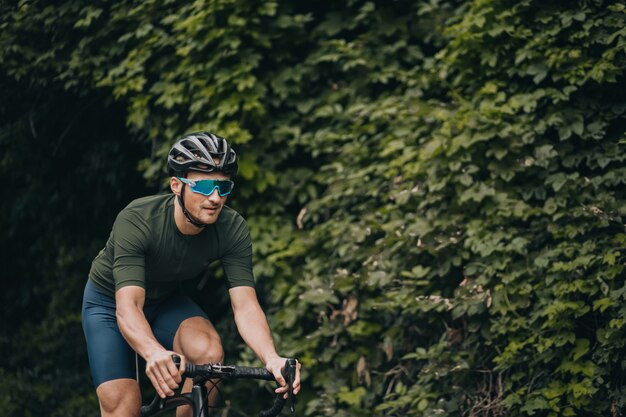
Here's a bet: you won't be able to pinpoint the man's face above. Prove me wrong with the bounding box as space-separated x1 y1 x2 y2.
172 171 231 225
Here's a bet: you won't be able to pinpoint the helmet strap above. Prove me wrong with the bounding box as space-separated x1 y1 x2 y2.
178 184 207 228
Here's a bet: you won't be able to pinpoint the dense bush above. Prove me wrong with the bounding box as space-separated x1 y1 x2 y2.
1 1 624 416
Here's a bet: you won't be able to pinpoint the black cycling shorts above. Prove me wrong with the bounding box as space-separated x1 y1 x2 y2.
81 279 208 388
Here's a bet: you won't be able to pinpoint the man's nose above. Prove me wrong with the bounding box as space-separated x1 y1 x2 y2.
206 188 221 202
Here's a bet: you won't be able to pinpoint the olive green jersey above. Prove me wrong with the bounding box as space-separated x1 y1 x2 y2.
89 194 254 302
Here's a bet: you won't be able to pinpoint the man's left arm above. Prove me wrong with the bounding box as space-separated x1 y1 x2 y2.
229 286 301 396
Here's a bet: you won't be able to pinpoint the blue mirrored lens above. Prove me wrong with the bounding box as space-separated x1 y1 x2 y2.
178 178 234 196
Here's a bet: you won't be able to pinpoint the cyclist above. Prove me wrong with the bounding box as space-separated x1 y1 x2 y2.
81 132 301 417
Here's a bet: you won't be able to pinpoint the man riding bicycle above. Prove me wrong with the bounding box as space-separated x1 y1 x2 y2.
81 132 301 417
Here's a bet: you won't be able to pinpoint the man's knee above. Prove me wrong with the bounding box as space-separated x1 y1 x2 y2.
185 334 224 363
176 317 224 364
97 379 141 417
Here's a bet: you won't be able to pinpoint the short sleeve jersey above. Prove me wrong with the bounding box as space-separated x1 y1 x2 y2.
88 194 254 303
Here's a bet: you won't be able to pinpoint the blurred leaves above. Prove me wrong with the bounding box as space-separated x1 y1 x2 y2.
1 0 625 416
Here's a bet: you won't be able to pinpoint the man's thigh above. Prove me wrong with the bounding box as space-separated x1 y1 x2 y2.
82 280 137 387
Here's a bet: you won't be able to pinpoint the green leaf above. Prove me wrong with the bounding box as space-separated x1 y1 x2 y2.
337 387 367 407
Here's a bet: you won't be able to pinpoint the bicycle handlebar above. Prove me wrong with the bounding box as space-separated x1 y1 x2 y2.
140 356 297 417
184 363 275 380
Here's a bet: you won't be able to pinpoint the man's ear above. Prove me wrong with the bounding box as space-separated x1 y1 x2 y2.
170 177 182 196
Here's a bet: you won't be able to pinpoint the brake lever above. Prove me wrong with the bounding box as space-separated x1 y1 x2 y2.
284 359 297 413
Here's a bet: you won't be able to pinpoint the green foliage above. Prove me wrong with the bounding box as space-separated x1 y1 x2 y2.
1 0 625 416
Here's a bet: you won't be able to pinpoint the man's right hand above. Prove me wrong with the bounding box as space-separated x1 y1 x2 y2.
145 350 186 398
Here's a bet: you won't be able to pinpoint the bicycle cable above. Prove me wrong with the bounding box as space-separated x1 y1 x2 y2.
198 378 223 415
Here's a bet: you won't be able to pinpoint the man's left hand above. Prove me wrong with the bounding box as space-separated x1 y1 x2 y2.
266 356 301 398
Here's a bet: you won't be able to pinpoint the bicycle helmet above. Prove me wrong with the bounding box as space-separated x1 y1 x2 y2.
168 131 238 228
168 131 238 177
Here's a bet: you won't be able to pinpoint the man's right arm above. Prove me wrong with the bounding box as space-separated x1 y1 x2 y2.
116 286 184 398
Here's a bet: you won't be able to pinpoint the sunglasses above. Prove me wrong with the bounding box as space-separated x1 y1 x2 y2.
177 177 234 197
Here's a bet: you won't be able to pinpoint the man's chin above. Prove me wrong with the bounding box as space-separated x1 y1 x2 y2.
199 208 221 223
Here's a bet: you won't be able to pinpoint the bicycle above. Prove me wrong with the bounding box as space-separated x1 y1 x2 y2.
141 356 297 417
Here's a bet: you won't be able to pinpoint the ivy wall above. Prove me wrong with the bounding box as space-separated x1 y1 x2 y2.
1 1 625 416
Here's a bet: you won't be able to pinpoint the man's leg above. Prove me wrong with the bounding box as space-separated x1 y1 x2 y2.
148 295 222 417
173 316 225 417
82 280 141 417
96 379 142 417
174 316 224 364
